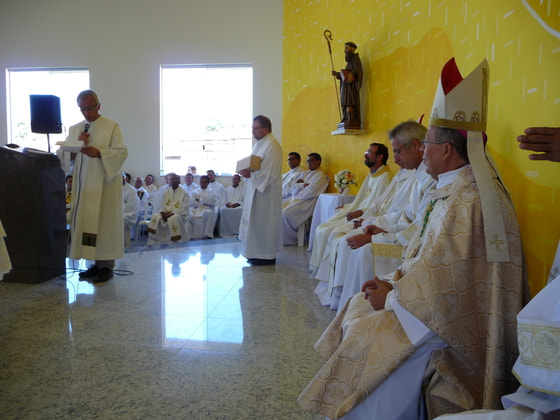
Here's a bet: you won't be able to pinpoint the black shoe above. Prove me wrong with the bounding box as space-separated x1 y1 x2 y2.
92 267 113 283
249 258 276 266
79 265 99 279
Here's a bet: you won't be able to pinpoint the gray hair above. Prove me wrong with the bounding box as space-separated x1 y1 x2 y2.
77 89 99 104
433 127 469 163
388 120 427 147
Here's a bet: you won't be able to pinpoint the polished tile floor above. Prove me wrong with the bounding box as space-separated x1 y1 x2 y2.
0 239 335 419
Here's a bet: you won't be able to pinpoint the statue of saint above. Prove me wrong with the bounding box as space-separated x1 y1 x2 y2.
332 42 363 130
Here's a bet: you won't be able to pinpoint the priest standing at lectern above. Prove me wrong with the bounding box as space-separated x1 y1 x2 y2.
58 90 128 283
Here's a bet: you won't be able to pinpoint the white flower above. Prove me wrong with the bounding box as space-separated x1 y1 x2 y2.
334 169 357 190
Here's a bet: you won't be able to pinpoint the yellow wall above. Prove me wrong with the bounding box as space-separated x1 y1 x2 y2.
282 0 560 295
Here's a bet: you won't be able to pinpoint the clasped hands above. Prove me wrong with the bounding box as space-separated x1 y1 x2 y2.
362 277 393 311
346 224 388 249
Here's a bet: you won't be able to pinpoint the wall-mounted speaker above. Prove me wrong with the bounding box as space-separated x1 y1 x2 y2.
30 94 62 134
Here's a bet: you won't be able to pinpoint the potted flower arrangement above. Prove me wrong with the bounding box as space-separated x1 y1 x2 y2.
334 169 357 195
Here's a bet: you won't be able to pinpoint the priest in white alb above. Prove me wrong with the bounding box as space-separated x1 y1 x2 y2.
282 152 304 202
190 175 218 239
314 123 427 306
282 152 329 245
122 174 139 246
309 142 391 267
219 174 245 237
239 115 283 266
59 90 128 284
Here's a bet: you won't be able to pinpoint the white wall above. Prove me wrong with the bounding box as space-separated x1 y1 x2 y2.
0 0 283 178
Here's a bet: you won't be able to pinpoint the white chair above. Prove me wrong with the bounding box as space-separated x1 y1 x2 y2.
297 217 312 247
135 205 153 242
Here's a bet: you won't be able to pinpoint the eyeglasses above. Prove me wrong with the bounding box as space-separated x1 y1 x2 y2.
79 104 99 112
421 139 446 146
287 157 299 161
252 126 264 130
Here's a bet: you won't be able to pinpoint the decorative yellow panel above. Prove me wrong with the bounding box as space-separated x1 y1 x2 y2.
283 0 560 294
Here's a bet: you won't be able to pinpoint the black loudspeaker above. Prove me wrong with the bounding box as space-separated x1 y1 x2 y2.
30 94 62 134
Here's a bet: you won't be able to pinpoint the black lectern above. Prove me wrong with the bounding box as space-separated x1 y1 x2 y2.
0 146 66 283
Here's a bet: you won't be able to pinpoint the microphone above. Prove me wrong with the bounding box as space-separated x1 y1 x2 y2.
83 123 90 133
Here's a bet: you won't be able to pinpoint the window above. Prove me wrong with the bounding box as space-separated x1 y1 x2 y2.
160 65 253 175
6 68 89 151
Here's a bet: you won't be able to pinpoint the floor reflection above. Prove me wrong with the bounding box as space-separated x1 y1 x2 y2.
162 249 248 347
65 258 95 304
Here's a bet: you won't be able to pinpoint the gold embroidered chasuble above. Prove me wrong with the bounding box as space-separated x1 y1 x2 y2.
298 166 526 419
147 187 190 241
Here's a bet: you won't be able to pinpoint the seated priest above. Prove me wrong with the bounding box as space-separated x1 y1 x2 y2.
144 173 158 194
298 58 527 419
219 173 245 237
282 152 329 245
282 152 304 202
207 169 226 206
313 123 427 307
181 172 200 198
122 174 139 246
191 175 218 239
330 123 435 311
309 143 391 266
147 173 191 245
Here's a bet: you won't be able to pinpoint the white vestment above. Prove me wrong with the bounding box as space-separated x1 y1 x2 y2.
181 182 200 203
191 187 218 239
145 183 158 194
209 180 226 206
123 183 139 225
313 168 417 305
147 187 191 244
282 166 304 200
309 165 391 265
135 186 149 216
282 167 329 245
123 183 139 246
149 185 169 215
239 133 283 260
219 184 245 237
63 117 128 261
334 163 436 311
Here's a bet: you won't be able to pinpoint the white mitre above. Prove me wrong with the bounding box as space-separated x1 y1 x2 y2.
429 58 510 262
